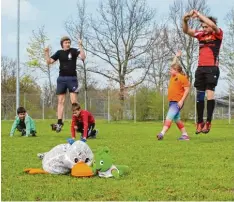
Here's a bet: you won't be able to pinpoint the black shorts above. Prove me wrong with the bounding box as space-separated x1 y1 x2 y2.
76 122 96 137
194 66 220 91
56 76 79 95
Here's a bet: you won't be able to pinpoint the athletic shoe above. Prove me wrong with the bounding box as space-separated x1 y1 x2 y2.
67 138 75 145
178 135 190 141
56 123 63 133
31 131 37 137
81 138 87 143
202 122 211 134
37 153 45 160
50 124 57 131
157 133 164 140
21 129 26 136
89 129 98 139
195 122 205 134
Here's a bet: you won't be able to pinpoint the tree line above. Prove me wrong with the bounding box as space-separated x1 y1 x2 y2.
1 0 234 120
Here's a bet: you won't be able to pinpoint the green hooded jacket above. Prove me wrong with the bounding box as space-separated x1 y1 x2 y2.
10 114 36 136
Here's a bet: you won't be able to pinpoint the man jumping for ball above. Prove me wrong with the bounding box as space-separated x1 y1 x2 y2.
45 36 86 132
182 10 223 134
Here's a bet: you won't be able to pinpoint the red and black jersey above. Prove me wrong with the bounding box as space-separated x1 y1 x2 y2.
194 28 223 67
71 110 95 138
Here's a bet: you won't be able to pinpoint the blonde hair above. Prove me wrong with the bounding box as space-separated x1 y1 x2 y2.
171 63 186 76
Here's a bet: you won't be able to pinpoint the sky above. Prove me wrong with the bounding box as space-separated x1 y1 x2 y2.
1 0 234 93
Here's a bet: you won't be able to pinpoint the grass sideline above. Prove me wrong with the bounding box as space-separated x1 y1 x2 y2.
1 120 234 201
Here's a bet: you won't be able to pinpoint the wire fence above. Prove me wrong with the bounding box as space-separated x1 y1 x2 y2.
1 89 234 124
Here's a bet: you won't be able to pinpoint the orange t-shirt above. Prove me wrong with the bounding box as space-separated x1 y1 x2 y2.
168 74 190 102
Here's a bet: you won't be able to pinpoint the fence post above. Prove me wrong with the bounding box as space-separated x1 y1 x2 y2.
85 90 87 110
42 95 45 120
24 93 26 108
104 99 106 119
162 87 165 123
108 90 110 123
134 88 136 123
90 98 92 110
229 88 231 124
194 89 197 124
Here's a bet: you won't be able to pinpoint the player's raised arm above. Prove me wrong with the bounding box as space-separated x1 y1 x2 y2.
193 10 220 34
171 50 182 66
182 10 196 37
44 47 56 65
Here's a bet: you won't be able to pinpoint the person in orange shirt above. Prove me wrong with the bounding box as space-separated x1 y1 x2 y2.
157 51 190 141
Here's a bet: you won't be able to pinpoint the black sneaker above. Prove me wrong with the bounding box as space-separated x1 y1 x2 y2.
31 131 37 137
37 153 45 160
55 123 63 133
88 129 98 139
21 129 26 136
51 124 57 131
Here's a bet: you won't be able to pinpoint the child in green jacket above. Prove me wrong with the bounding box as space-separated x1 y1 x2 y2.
10 107 37 137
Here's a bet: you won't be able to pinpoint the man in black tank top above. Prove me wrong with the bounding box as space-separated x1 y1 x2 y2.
45 36 86 132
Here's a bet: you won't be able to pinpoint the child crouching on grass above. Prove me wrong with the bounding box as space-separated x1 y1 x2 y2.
10 107 37 137
157 51 190 141
70 103 98 142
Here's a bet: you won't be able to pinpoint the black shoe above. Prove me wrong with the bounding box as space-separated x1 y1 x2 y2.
31 131 37 137
88 129 98 139
55 123 63 133
21 129 26 136
51 124 57 131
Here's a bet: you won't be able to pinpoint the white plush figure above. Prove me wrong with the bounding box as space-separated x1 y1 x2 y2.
38 140 93 174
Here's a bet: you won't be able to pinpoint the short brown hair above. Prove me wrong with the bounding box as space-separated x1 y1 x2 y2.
60 36 71 47
72 103 81 111
200 16 217 25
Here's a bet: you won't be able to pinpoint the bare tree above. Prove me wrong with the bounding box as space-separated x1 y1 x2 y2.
146 28 171 91
86 0 158 101
222 8 234 93
1 56 41 119
26 26 55 107
166 0 210 83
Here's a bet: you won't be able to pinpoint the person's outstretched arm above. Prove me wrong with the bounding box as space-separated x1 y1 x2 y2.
78 40 86 61
10 118 18 137
45 47 57 65
171 50 182 66
193 10 220 34
182 10 196 37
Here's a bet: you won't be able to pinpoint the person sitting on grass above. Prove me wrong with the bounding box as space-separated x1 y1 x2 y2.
10 107 37 137
70 103 98 142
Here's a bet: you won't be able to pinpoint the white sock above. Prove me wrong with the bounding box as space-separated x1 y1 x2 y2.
161 131 166 135
182 132 188 136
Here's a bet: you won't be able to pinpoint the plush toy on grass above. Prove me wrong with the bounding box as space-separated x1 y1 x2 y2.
24 140 94 177
91 147 129 178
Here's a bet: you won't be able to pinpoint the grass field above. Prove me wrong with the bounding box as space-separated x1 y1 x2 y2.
1 120 234 201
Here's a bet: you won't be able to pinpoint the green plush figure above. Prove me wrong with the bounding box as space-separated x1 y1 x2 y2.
92 147 129 178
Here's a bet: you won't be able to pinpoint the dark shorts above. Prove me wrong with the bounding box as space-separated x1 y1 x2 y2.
56 76 79 95
76 122 96 137
194 66 220 91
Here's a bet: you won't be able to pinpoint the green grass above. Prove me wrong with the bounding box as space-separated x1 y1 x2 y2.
1 120 234 201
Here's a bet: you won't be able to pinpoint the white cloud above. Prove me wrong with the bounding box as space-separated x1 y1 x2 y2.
1 0 39 21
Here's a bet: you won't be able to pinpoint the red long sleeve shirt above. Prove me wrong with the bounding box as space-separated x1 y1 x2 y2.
71 110 95 138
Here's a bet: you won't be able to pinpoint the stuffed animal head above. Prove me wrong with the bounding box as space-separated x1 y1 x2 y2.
66 140 94 168
94 147 113 172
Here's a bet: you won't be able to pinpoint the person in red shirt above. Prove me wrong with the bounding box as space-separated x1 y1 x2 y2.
70 103 98 142
182 10 223 134
157 51 190 141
